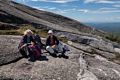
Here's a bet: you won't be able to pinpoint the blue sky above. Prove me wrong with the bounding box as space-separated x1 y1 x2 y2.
13 0 120 23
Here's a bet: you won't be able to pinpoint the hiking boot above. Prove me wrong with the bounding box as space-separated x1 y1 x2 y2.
61 54 69 59
28 55 36 62
49 53 57 58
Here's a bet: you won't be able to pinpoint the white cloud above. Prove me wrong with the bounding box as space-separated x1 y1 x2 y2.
24 0 120 14
116 17 120 19
100 10 120 13
43 8 78 14
52 10 67 14
13 0 31 3
99 7 118 10
93 10 120 13
63 8 76 11
31 0 78 3
48 8 88 14
113 5 120 8
84 0 120 4
84 0 97 3
98 7 120 13
97 0 114 4
32 6 46 11
38 7 120 14
32 6 58 11
78 9 89 13
48 7 57 10
13 0 78 4
54 9 74 14
77 7 120 13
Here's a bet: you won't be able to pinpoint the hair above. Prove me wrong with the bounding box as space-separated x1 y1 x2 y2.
24 29 33 35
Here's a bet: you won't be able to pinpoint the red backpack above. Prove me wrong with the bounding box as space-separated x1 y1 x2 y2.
28 44 41 59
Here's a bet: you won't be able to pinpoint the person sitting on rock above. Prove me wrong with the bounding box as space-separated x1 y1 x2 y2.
46 30 68 58
33 34 45 49
18 29 35 58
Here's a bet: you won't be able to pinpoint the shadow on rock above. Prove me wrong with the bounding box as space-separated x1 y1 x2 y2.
38 55 49 61
28 55 49 62
49 53 69 59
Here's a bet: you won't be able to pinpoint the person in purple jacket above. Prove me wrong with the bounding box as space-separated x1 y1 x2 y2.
18 29 35 58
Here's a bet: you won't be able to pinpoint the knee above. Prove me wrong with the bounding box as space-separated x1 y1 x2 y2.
60 48 63 52
58 45 63 52
46 46 50 50
46 46 54 53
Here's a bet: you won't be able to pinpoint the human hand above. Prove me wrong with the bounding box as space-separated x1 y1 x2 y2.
51 45 56 48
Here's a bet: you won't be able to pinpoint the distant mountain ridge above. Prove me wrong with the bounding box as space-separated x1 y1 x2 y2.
85 22 120 35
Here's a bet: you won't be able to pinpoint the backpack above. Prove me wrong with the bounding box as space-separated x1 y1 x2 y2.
28 44 41 59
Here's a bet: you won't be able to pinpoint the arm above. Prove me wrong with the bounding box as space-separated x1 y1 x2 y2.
54 36 59 45
46 38 49 46
35 35 42 44
30 36 36 43
18 36 25 49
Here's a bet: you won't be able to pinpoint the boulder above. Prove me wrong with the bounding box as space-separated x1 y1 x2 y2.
70 42 116 59
0 35 120 80
114 48 120 54
84 54 120 80
77 53 98 80
0 35 80 80
89 39 115 53
56 32 115 53
0 35 22 66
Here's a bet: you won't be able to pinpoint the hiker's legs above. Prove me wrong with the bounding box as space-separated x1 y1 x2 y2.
46 46 54 54
56 43 63 53
57 43 68 59
34 45 42 59
19 45 29 58
19 49 27 58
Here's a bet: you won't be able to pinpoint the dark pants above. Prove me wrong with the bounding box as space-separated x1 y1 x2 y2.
19 44 31 58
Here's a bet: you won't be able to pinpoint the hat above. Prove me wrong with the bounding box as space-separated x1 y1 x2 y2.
48 30 53 34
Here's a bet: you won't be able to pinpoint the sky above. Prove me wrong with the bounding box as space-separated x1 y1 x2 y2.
13 0 120 23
